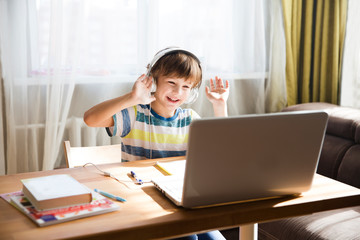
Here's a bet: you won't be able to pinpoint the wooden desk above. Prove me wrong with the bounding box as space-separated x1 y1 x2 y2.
2 157 360 240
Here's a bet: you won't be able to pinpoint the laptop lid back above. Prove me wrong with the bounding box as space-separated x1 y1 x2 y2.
182 111 328 208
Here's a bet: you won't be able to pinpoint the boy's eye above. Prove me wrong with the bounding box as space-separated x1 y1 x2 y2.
183 85 190 89
168 81 175 85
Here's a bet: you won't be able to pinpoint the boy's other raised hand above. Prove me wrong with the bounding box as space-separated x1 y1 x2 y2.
131 74 156 104
205 76 230 104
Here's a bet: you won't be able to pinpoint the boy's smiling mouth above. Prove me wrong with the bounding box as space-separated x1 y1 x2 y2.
167 96 180 103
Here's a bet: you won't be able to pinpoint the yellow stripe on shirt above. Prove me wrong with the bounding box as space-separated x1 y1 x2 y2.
123 128 188 144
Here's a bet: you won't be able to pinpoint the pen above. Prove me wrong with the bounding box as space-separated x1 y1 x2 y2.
94 188 126 202
130 171 143 184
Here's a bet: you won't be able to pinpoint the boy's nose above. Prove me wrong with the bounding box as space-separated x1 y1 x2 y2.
173 86 182 94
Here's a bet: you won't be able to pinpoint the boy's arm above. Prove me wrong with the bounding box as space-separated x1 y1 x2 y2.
205 76 230 117
84 74 155 127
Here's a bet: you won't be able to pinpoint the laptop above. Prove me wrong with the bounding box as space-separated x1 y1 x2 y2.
151 110 328 208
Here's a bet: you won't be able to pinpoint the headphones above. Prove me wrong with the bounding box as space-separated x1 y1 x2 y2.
146 47 201 105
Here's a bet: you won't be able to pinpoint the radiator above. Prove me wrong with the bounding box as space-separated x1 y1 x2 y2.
65 117 121 147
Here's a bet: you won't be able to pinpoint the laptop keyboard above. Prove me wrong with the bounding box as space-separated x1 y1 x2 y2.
163 179 183 195
153 176 184 203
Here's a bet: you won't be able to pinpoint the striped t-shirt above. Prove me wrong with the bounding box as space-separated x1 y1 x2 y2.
106 104 200 162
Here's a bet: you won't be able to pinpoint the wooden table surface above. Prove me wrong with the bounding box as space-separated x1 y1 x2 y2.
1 157 360 240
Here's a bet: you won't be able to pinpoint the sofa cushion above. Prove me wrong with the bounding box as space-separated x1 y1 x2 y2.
317 135 354 179
325 107 360 143
259 207 360 240
337 145 360 188
282 102 360 143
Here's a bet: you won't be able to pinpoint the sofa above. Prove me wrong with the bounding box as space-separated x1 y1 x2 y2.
258 102 360 240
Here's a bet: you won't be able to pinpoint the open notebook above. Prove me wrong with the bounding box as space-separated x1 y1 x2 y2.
152 111 328 208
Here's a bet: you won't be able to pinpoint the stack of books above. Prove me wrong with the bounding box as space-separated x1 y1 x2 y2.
1 174 119 227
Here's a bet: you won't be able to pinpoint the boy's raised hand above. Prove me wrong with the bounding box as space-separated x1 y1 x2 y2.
132 74 156 104
205 76 230 104
205 76 230 117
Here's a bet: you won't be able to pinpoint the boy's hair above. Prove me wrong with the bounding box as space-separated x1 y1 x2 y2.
150 51 202 89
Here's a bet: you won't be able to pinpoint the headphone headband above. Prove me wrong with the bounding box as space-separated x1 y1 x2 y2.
146 47 201 77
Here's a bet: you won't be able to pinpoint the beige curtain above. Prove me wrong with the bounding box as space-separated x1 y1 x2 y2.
0 61 5 175
282 0 347 105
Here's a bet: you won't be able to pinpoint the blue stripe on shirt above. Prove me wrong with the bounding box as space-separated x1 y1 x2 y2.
151 107 179 121
121 108 131 137
121 143 186 160
136 111 192 127
113 114 118 136
106 127 113 137
106 114 118 136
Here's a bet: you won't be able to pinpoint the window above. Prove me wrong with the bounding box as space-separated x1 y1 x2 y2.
30 0 271 81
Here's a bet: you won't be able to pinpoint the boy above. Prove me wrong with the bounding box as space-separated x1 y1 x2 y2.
84 48 229 162
84 48 229 240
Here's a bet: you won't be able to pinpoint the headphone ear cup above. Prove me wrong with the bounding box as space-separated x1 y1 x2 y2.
185 88 199 104
151 79 157 93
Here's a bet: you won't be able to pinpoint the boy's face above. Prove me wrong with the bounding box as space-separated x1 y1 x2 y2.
152 76 194 118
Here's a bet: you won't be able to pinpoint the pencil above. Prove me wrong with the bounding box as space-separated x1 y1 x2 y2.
154 161 172 175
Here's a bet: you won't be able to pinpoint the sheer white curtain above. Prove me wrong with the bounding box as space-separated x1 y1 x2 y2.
154 0 286 116
340 0 360 108
0 0 77 173
0 0 286 174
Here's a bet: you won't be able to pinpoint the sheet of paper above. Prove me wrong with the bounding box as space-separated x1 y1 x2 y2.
154 160 186 176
